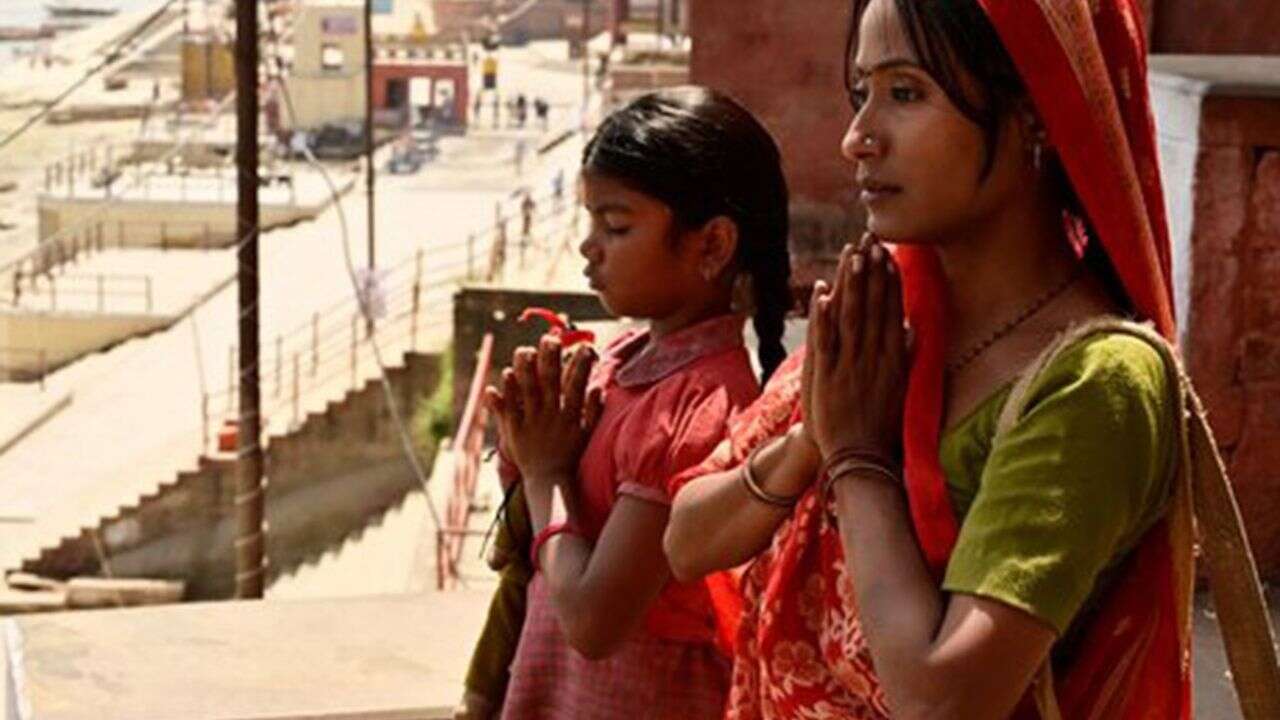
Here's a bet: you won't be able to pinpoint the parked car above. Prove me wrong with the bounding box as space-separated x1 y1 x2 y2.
310 121 366 161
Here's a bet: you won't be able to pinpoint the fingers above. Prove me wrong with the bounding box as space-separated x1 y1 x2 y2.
582 386 605 431
513 347 540 417
536 335 562 411
839 244 867 361
807 280 830 362
881 250 908 384
502 366 525 425
483 385 506 417
561 344 595 418
860 243 889 360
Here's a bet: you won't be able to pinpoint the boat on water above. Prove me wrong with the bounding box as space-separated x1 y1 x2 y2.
45 1 120 19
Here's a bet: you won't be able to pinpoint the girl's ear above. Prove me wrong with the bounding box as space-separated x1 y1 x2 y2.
695 215 740 281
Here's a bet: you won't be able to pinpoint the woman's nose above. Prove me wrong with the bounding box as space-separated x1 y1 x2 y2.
841 113 883 163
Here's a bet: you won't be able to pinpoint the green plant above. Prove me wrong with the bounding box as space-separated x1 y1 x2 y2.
413 345 455 460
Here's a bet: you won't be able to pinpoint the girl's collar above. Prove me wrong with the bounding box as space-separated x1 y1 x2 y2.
611 314 746 388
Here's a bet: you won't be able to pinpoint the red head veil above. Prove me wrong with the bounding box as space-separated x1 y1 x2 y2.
897 1 1190 717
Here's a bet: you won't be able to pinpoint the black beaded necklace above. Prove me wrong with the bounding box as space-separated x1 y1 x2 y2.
945 263 1083 377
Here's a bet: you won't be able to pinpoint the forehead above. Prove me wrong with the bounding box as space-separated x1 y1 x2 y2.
854 0 918 70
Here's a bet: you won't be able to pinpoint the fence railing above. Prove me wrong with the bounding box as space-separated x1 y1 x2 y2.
436 332 494 590
11 272 154 314
199 187 580 455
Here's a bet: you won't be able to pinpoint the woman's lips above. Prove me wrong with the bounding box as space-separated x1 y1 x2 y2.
859 180 902 205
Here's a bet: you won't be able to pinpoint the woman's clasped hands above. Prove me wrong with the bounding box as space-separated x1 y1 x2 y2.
803 236 911 480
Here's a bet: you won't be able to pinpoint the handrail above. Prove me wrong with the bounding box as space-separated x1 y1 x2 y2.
437 332 494 590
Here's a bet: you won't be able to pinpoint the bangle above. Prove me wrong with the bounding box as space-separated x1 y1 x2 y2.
530 522 580 572
740 441 803 508
821 456 902 499
819 446 899 483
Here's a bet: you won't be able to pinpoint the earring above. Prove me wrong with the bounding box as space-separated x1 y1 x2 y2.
1033 140 1044 173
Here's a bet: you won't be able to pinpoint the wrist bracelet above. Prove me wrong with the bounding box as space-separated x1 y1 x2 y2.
821 457 902 499
530 522 580 572
819 446 899 484
740 441 803 508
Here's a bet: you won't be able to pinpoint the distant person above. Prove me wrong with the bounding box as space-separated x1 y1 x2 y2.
515 94 528 128
551 168 565 210
534 97 549 131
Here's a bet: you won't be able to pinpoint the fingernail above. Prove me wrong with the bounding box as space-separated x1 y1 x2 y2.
870 244 884 262
851 254 864 274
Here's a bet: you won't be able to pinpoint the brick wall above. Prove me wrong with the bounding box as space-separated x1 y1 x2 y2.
1151 0 1280 55
689 0 860 289
1152 56 1280 578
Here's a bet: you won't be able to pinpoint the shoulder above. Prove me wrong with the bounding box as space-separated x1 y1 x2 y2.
1021 329 1172 418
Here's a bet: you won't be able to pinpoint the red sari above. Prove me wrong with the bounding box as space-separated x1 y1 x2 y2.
671 1 1193 718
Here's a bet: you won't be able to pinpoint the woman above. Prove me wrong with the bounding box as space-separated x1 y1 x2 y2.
663 1 1192 718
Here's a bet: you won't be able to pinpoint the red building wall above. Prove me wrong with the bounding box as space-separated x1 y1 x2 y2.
371 62 470 123
689 0 859 289
1151 0 1280 54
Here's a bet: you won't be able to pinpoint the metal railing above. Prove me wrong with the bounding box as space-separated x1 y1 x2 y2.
436 333 494 590
11 272 154 314
199 187 579 455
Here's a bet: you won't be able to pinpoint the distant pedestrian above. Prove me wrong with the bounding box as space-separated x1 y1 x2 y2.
551 168 564 210
534 97 549 131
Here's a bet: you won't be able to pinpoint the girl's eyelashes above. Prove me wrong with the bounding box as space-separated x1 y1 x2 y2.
604 225 630 236
890 82 922 103
849 85 869 110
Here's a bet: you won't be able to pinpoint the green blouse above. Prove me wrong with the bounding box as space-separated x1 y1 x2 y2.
939 332 1176 642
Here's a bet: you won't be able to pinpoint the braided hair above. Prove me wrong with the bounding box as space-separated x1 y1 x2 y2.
582 86 792 381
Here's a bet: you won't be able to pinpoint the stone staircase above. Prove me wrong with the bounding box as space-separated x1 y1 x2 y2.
17 350 443 600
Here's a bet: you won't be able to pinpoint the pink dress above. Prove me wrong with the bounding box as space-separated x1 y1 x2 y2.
500 314 761 720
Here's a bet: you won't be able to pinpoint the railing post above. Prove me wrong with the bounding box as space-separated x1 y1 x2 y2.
350 314 358 390
311 312 319 376
145 276 153 313
274 334 283 399
466 233 474 279
201 393 210 452
97 274 104 312
292 353 300 428
49 278 56 312
227 345 237 412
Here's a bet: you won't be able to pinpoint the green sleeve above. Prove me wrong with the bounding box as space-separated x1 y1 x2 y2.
942 334 1175 635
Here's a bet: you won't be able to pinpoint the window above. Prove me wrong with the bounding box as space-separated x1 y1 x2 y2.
321 43 345 71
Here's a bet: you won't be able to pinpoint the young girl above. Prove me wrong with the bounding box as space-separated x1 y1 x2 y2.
457 86 792 720
665 1 1195 718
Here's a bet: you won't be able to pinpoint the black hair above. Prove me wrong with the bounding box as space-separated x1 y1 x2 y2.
845 0 1133 314
582 86 792 381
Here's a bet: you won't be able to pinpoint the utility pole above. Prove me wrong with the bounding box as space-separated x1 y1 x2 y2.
233 0 264 599
364 0 376 334
582 0 591 105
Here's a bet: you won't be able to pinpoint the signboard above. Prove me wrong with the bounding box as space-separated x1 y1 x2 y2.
372 0 393 13
321 15 359 36
482 56 498 90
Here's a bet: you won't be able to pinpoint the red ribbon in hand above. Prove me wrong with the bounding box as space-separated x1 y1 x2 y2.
518 308 596 347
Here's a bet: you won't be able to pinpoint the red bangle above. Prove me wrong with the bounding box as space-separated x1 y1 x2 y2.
530 522 580 572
